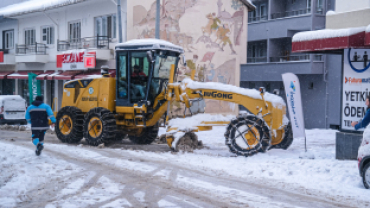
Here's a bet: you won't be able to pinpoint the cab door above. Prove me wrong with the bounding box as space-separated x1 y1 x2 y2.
116 51 131 107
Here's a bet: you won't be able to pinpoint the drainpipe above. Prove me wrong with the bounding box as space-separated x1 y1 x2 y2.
323 55 328 128
111 0 127 42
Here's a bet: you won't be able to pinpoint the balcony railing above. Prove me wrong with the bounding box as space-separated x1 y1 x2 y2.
247 57 268 63
57 36 110 51
316 7 324 14
271 8 311 19
270 54 310 62
313 55 323 61
0 49 9 54
249 15 268 23
16 43 47 55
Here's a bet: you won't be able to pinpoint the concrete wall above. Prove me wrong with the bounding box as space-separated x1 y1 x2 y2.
335 0 370 13
127 0 249 114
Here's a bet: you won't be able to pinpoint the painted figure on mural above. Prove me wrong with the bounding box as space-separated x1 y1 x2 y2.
216 24 236 54
185 55 198 76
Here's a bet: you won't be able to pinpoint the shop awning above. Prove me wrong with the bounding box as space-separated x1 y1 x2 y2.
48 70 83 80
7 71 43 79
292 26 367 53
0 71 14 79
74 69 116 80
36 70 57 80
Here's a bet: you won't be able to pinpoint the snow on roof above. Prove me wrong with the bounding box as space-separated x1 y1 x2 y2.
0 0 88 17
182 78 286 108
240 0 256 10
116 39 184 53
326 10 336 16
292 26 366 42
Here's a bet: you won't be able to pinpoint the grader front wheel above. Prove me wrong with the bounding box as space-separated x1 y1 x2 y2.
225 115 271 157
55 106 84 143
128 123 159 145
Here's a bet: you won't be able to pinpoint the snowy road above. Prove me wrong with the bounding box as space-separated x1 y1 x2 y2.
0 129 367 208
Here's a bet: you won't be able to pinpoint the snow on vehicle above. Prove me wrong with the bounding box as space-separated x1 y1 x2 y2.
0 95 27 125
54 39 293 157
358 125 370 189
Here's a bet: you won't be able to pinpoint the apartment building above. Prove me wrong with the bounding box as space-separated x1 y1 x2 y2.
241 0 341 128
0 0 126 108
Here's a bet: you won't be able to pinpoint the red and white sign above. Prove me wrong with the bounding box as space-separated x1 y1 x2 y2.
57 50 96 70
0 51 4 63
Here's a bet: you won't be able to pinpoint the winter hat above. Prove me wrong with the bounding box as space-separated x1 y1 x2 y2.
35 95 44 102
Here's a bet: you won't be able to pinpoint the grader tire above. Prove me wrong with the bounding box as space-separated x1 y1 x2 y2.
271 123 293 150
173 132 199 153
128 123 159 145
83 107 117 146
225 114 271 157
55 106 84 143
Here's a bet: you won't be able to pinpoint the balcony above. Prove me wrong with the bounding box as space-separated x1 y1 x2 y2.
57 36 112 60
247 57 268 63
269 54 310 62
271 8 311 19
0 49 15 65
15 43 49 63
249 16 268 23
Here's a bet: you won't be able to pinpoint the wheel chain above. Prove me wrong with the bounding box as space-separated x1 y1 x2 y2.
224 114 271 157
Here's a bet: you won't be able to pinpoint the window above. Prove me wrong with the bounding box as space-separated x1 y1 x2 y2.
42 26 54 45
69 21 81 43
95 14 117 39
118 52 128 99
3 30 14 49
25 29 35 45
260 4 267 18
317 0 323 13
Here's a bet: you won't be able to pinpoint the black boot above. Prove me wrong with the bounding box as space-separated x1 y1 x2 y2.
35 143 44 156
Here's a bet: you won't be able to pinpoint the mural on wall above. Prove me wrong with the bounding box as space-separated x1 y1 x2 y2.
131 0 247 114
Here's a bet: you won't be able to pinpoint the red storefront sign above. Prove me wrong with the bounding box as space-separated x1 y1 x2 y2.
56 50 96 70
0 51 4 63
84 56 96 68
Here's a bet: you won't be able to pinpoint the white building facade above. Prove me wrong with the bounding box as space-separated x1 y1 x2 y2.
0 0 127 108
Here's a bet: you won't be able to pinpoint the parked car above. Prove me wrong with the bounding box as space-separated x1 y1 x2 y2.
0 95 27 125
358 125 370 189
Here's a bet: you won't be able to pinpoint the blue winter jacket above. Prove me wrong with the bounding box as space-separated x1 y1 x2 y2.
25 100 56 130
355 108 370 130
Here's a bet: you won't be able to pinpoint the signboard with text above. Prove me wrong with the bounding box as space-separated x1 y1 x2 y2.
342 49 370 131
57 50 96 70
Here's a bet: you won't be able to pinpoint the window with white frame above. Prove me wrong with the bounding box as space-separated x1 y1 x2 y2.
69 21 81 43
25 29 35 45
307 0 312 11
42 26 54 45
95 14 117 39
317 0 324 13
3 30 14 49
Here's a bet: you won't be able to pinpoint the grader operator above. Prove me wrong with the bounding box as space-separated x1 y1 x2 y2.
55 39 293 157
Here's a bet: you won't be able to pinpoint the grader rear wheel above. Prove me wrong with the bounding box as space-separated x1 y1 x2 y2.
128 123 159 145
83 107 117 146
55 106 84 143
225 115 271 157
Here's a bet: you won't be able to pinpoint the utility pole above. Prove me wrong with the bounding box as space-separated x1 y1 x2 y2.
117 0 123 43
155 0 160 39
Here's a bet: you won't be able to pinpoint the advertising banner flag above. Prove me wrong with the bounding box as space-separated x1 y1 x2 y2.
282 73 306 139
28 73 41 104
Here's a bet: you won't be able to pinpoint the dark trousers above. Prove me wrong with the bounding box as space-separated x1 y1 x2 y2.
32 130 46 146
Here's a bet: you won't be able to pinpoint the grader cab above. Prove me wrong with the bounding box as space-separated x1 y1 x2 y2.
55 39 293 157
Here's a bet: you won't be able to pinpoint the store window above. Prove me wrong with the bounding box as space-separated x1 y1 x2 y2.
25 29 36 45
18 79 44 105
42 26 54 45
95 14 117 39
0 80 15 95
3 30 14 49
69 21 81 43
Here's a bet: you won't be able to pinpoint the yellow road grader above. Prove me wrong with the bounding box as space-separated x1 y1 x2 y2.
55 39 293 157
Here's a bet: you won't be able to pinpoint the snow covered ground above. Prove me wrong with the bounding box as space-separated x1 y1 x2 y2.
0 114 369 207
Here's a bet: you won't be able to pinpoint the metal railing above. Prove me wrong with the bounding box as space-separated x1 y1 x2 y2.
316 7 324 14
249 15 268 23
16 43 47 55
271 8 311 19
313 54 323 61
270 54 310 62
57 36 110 51
0 49 9 54
247 57 268 63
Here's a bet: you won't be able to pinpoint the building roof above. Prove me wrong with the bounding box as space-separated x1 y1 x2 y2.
115 39 184 54
0 0 89 17
240 0 256 11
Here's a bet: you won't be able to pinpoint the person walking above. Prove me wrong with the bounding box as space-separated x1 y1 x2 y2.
25 95 56 156
352 96 370 130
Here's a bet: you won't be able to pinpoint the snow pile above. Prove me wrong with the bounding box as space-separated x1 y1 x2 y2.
292 26 366 42
358 125 370 159
326 10 336 16
0 0 88 17
182 78 286 108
